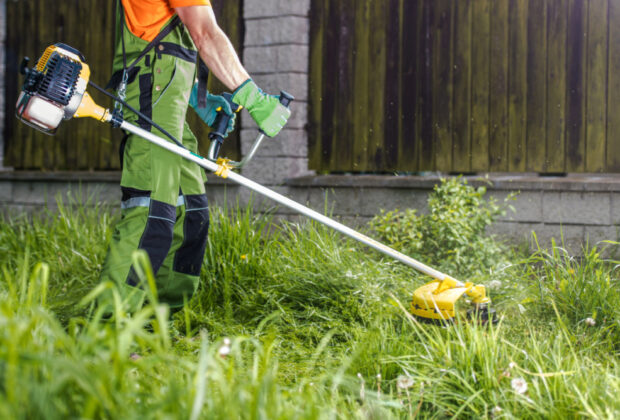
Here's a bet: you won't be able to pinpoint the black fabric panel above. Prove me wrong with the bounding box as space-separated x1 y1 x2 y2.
127 200 176 287
118 132 129 169
158 42 198 63
173 194 209 276
137 74 153 131
105 66 141 91
121 186 150 201
197 59 210 107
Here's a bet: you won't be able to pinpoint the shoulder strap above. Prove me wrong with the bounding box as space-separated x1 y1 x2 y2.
106 0 183 90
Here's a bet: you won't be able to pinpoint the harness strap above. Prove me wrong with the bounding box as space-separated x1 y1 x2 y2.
106 0 183 90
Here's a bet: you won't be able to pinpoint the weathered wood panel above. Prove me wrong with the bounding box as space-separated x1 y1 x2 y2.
309 0 620 173
4 0 242 170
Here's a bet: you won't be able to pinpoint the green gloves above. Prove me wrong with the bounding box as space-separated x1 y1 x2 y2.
232 79 290 137
188 83 235 137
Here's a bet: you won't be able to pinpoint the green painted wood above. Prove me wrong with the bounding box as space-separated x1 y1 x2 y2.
608 0 620 171
351 0 370 172
452 0 472 173
308 0 325 171
366 0 387 171
4 0 242 170
586 0 608 172
306 0 620 174
433 0 454 171
526 0 547 172
488 0 509 171
565 0 586 172
546 0 568 172
471 0 490 172
507 0 527 172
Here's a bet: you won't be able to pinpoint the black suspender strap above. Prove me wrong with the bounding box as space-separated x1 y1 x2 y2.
197 59 210 107
106 0 183 90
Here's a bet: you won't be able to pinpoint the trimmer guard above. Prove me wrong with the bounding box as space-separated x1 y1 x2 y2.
410 280 469 320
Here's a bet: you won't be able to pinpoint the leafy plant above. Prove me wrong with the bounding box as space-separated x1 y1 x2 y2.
369 177 515 279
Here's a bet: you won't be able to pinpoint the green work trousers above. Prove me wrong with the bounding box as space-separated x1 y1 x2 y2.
99 16 208 311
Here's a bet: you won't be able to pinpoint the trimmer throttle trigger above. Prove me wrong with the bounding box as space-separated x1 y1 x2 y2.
208 92 242 159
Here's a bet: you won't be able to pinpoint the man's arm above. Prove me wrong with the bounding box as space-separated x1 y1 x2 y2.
176 5 249 90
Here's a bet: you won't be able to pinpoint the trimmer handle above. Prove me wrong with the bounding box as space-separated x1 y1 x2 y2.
279 90 294 108
208 92 242 158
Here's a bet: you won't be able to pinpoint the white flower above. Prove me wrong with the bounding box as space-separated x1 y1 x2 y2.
508 361 516 369
396 375 414 389
585 317 596 327
511 377 528 394
489 280 502 289
491 406 502 417
223 337 231 346
376 373 381 380
218 345 231 357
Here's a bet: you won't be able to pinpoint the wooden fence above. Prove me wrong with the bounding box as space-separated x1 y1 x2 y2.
3 0 243 170
309 0 620 173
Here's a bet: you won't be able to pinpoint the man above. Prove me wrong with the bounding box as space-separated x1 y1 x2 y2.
99 0 290 313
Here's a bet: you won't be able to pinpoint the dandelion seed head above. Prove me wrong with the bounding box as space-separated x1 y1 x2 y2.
396 375 414 389
489 280 502 289
511 377 528 394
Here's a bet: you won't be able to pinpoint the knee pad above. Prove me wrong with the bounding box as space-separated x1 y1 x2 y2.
173 194 209 276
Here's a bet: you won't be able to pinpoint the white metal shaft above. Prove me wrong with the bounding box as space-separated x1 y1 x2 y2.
121 121 452 282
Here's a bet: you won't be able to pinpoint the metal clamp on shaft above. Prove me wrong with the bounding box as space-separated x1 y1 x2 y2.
207 91 294 169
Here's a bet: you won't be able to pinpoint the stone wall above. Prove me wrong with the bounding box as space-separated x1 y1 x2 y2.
239 0 313 185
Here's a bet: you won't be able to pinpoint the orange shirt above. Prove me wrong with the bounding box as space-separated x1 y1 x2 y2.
122 0 211 42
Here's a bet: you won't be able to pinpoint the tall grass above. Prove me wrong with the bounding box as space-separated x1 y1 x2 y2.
0 186 620 418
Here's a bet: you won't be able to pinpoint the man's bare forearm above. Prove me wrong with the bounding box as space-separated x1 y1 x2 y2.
176 6 250 90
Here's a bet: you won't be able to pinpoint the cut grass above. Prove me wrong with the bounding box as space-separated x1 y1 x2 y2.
0 194 619 418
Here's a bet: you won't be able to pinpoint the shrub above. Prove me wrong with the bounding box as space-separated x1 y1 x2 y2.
369 177 514 279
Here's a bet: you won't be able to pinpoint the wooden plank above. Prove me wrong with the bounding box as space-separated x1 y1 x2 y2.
331 0 355 171
546 0 568 173
564 0 586 172
526 0 547 172
608 0 620 171
351 0 370 172
488 0 509 171
470 0 490 172
366 0 387 171
586 0 608 172
418 0 435 170
308 0 326 171
399 0 422 171
383 0 402 170
452 0 472 173
433 0 454 172
507 0 528 172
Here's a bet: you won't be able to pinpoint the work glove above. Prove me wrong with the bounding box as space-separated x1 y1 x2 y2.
189 83 236 137
232 79 290 137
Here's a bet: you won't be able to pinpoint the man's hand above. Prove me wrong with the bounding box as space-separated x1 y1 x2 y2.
232 80 290 137
189 83 235 137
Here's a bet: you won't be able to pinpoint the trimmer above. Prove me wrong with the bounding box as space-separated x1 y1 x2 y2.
15 43 496 323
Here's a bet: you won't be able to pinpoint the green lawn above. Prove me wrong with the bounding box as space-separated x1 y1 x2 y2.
0 179 619 419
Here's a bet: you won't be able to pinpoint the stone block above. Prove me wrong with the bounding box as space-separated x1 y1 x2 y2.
305 187 429 218
613 194 620 224
251 73 308 101
241 157 312 185
0 179 13 204
240 128 307 158
492 190 542 223
241 102 306 131
244 17 309 46
244 0 310 18
543 191 611 225
244 45 309 74
530 223 585 254
584 225 620 247
486 221 537 246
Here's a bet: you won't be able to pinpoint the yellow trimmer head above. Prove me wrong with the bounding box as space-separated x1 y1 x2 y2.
411 277 496 323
